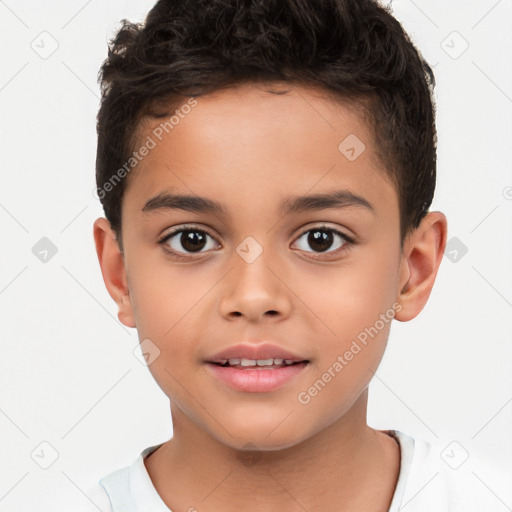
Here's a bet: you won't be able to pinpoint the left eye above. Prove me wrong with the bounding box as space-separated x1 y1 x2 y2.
162 229 218 254
293 227 350 253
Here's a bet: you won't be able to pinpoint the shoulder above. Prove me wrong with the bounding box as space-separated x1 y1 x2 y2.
92 443 166 511
74 481 112 512
392 430 511 512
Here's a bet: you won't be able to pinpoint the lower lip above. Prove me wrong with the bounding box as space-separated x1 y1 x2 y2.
205 362 308 393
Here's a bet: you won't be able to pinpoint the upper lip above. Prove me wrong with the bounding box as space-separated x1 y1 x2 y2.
208 343 308 363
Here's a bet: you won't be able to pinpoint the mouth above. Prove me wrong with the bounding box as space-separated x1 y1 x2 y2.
205 342 310 392
206 351 309 392
211 357 309 370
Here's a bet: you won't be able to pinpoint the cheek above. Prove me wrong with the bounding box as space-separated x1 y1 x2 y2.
128 257 213 339
127 262 217 394
295 319 392 426
297 244 399 413
294 250 400 341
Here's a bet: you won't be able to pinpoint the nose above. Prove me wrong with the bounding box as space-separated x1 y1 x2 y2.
219 250 293 323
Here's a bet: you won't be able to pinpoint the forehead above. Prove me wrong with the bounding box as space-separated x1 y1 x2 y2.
124 83 396 219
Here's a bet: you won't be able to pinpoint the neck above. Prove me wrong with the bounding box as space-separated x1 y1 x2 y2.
144 389 400 512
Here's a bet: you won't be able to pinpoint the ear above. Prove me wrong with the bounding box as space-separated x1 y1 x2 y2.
93 217 136 328
394 211 448 322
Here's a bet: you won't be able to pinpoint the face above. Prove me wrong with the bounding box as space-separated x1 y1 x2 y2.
116 83 405 450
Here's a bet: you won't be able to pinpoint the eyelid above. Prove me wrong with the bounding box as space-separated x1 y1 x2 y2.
158 223 355 258
158 223 217 242
290 224 355 258
158 223 353 241
294 223 355 243
183 222 217 233
157 223 221 257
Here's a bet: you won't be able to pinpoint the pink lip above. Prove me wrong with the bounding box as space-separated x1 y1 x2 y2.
208 342 306 363
205 361 308 393
205 342 309 393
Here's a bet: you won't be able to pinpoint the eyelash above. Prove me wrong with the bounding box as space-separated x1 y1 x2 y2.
157 224 355 260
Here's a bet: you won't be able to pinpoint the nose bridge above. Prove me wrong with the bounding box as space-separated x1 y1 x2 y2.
219 236 292 321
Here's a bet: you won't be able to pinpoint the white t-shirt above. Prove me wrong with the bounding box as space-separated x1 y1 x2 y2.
84 430 511 511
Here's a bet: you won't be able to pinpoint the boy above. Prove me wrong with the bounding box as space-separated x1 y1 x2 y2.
86 0 505 510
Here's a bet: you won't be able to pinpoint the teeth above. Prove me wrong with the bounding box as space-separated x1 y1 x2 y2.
256 358 273 366
222 357 298 367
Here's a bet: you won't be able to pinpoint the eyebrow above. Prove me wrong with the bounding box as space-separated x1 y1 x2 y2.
278 190 375 216
142 189 375 216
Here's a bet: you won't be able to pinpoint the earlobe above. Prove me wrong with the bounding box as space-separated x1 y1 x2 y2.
394 212 448 322
93 218 136 328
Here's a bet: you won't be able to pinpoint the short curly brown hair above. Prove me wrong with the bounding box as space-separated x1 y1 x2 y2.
95 0 437 247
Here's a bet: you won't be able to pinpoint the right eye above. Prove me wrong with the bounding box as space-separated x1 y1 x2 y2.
159 226 220 256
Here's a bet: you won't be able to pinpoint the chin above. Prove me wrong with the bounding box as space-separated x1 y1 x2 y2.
208 416 313 452
227 434 306 453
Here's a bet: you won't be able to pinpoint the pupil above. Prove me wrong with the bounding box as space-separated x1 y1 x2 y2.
179 230 335 253
308 230 333 252
181 231 206 252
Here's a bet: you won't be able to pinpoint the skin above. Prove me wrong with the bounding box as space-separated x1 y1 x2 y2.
94 82 447 512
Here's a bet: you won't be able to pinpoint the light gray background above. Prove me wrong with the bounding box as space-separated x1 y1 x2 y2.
0 0 511 510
